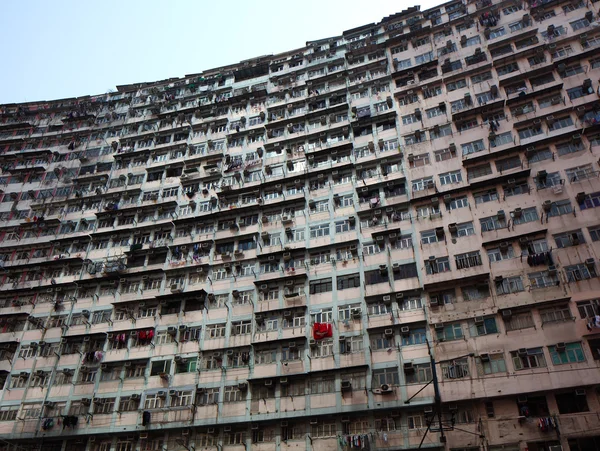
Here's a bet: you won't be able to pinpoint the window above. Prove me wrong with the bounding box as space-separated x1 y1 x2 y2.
455 251 482 269
469 317 498 336
337 273 360 290
528 270 559 289
504 311 534 331
590 226 600 242
548 200 573 217
488 245 515 263
310 377 334 395
309 278 332 294
566 164 594 183
370 331 394 350
461 140 485 156
448 196 468 211
439 170 462 185
549 342 585 365
372 368 399 387
570 18 590 31
426 257 450 275
557 139 585 156
407 415 424 429
310 421 336 438
577 299 600 319
420 229 439 245
554 230 585 248
402 328 426 346
565 263 597 282
311 339 333 358
474 189 498 204
467 164 492 180
492 270 523 293
118 396 140 412
511 347 547 369
393 263 418 280
0 406 18 422
432 150 455 167
580 192 600 210
476 353 507 375
405 363 432 384
513 207 538 225
223 385 244 403
441 358 469 379
556 391 589 414
437 322 463 341
309 224 329 238
206 323 226 339
144 393 165 410
446 79 467 92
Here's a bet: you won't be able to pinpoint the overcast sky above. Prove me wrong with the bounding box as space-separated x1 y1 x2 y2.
0 0 442 104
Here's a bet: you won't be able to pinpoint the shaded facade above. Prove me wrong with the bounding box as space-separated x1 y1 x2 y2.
1 0 600 450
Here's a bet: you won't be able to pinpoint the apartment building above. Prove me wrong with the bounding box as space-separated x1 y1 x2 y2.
0 0 600 450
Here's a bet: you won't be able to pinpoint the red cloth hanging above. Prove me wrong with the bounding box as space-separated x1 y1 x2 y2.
313 323 333 340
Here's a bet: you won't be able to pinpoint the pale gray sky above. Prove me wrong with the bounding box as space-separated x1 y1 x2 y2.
0 0 443 104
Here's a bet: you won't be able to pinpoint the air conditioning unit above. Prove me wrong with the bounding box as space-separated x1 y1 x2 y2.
167 327 177 336
351 308 362 318
430 296 439 306
224 426 232 432
575 388 586 396
474 316 484 325
309 339 317 347
424 406 433 414
207 428 216 434
380 384 392 393
480 353 490 362
264 380 273 387
548 265 557 275
518 348 528 356
585 258 596 268
403 362 414 373
400 326 410 336
157 391 167 398
382 295 391 304
384 329 394 337
502 309 512 318
555 342 566 352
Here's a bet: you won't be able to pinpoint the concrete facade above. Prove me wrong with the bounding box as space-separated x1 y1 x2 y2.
0 1 600 450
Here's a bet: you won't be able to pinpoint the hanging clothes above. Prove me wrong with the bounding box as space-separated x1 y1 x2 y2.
313 323 333 340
